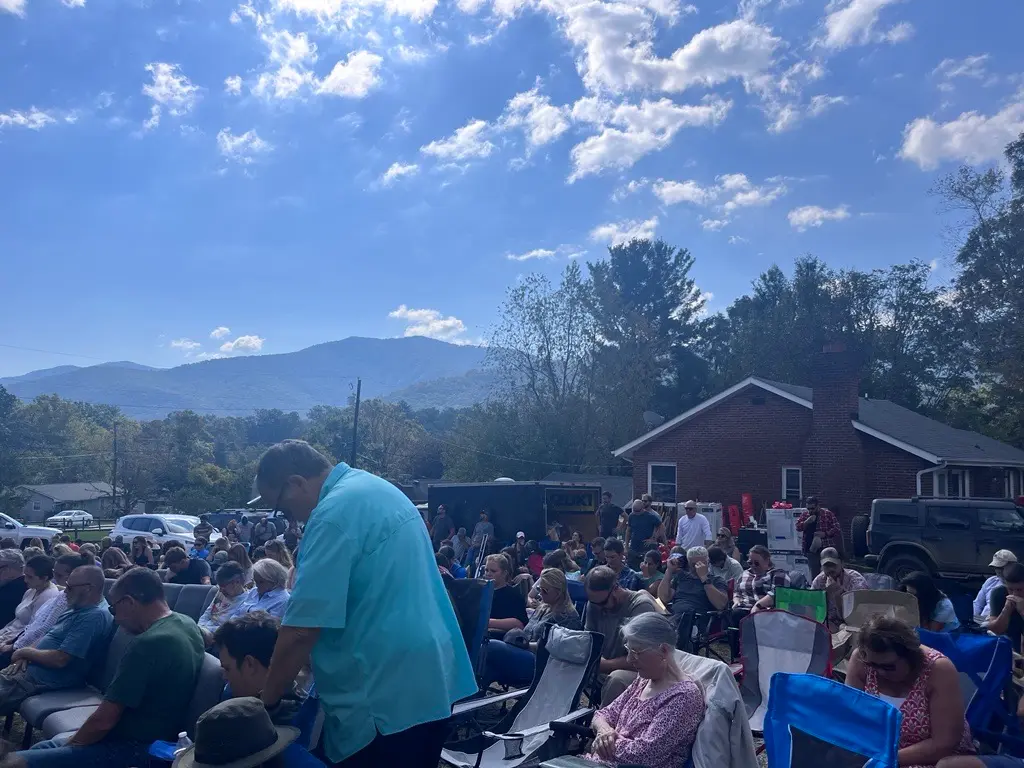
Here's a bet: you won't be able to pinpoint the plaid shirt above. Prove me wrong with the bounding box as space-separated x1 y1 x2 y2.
617 567 642 591
796 506 842 551
733 567 792 609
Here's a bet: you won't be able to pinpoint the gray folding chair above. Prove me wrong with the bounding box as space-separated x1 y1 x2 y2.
442 625 603 768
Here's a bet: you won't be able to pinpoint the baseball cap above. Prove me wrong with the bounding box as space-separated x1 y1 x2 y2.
990 549 1018 568
516 531 526 539
820 547 842 567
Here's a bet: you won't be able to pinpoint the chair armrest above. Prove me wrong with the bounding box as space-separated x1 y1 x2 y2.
451 688 529 718
485 708 595 742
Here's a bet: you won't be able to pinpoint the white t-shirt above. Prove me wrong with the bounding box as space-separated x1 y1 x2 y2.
676 513 712 551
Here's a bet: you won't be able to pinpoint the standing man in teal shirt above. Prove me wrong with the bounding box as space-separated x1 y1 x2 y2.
254 440 476 767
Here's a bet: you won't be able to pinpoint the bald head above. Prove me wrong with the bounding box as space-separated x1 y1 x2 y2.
66 565 105 608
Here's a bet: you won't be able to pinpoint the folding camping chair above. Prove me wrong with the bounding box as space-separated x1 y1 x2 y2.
447 578 496 684
831 590 920 681
442 625 604 768
566 580 587 617
763 673 902 768
737 610 833 732
774 587 827 624
918 629 1024 756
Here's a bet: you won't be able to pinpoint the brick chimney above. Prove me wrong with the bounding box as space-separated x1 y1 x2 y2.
801 342 867 545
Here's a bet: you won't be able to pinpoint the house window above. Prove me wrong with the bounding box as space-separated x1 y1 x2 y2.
935 469 968 499
1006 469 1022 499
32 501 41 512
648 463 677 503
782 467 802 504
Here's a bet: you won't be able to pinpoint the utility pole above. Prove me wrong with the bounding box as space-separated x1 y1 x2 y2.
111 422 118 518
349 377 362 468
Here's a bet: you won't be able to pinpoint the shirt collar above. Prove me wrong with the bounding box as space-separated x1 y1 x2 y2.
318 462 352 504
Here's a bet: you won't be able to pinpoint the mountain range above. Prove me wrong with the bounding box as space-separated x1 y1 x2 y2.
0 337 494 418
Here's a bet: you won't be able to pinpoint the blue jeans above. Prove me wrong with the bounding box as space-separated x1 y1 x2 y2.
15 740 151 767
481 640 535 689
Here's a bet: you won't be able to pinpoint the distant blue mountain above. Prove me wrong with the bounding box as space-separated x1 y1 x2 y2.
0 337 490 418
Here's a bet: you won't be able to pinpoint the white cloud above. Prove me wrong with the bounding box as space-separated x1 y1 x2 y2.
933 54 990 92
561 6 780 97
251 29 318 100
653 179 716 205
589 216 658 246
788 204 850 231
379 161 420 185
0 108 57 130
142 63 199 130
569 96 730 181
819 0 910 50
720 173 785 210
272 0 438 25
317 51 383 98
499 85 571 150
210 327 231 339
388 305 468 342
217 128 273 164
728 235 749 244
0 0 25 16
224 75 243 95
506 248 556 261
170 338 202 355
899 97 1024 170
219 334 266 353
611 178 649 201
807 94 847 116
421 119 495 162
701 217 728 231
393 44 431 63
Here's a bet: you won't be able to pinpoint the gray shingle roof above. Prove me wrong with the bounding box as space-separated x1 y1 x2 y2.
18 482 114 502
758 378 1024 465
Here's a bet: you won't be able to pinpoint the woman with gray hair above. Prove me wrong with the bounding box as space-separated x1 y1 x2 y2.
584 612 705 767
241 557 291 619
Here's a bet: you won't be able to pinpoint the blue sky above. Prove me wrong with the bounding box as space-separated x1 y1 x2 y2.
2 0 1022 376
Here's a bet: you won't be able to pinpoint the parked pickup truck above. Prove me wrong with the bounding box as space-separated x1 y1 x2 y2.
857 497 1024 581
0 513 63 549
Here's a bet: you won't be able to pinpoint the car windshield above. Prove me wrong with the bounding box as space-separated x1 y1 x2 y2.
0 515 21 529
166 519 197 531
165 521 192 534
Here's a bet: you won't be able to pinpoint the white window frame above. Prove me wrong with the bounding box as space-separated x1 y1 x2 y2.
647 462 677 504
1006 469 1023 499
781 466 803 504
935 469 969 499
32 501 41 512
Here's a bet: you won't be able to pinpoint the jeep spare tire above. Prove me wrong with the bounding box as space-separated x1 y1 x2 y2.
851 515 869 559
884 552 930 582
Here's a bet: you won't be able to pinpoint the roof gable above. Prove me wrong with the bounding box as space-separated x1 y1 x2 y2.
613 378 1024 467
18 482 114 502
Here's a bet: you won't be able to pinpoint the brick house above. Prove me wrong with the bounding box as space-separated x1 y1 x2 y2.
613 346 1024 538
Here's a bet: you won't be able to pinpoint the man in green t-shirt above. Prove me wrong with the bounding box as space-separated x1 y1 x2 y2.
10 567 205 768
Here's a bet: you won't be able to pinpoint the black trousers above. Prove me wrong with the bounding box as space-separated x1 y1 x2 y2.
319 717 450 767
729 607 751 659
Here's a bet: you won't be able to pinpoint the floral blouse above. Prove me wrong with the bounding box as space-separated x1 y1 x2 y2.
585 676 705 767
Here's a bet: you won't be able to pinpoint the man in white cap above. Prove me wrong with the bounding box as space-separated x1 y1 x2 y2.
513 531 528 568
974 549 1019 622
675 500 712 551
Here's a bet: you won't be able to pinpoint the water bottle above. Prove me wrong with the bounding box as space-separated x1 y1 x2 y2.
174 732 193 756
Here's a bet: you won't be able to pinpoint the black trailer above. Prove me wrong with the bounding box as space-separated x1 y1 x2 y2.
427 481 602 546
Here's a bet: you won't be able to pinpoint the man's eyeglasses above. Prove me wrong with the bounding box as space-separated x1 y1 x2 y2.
271 485 287 517
108 595 130 616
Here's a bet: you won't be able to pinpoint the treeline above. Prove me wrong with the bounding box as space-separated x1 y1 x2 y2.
1 132 1022 514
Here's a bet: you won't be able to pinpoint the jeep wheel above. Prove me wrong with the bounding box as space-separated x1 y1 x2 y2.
851 515 869 559
883 553 930 582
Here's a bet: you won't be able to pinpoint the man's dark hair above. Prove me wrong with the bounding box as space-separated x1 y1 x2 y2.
59 534 71 544
602 491 611 499
707 546 726 566
748 544 771 561
585 565 617 592
643 550 662 567
256 440 332 489
438 545 456 561
213 611 281 669
215 561 245 586
436 552 451 569
604 538 625 555
112 567 167 605
163 547 188 566
195 537 208 548
26 554 54 580
1004 563 1024 585
57 553 93 571
591 537 606 548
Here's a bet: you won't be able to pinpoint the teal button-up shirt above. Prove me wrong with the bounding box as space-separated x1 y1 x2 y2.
283 463 476 763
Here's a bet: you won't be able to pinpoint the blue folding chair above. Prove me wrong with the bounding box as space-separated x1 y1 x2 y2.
567 580 587 617
447 578 496 684
919 629 1024 756
764 672 902 768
